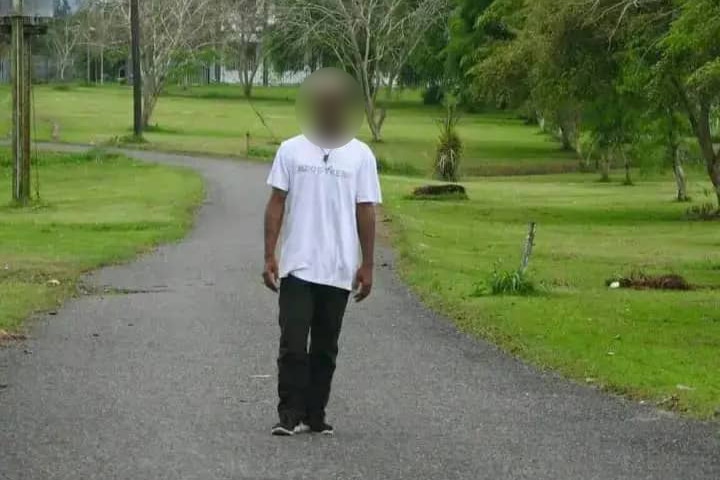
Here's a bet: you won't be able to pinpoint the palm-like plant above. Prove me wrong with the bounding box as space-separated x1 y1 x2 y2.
434 99 463 181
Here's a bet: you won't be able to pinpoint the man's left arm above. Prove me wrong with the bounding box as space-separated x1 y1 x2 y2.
354 203 376 302
354 149 382 302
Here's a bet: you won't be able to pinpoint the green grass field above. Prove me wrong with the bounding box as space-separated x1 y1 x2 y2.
0 84 577 176
383 173 720 418
0 150 204 334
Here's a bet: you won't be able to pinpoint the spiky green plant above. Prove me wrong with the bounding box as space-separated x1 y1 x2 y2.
434 99 463 181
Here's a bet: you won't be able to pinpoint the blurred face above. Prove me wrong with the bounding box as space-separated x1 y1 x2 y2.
296 68 364 149
311 85 349 138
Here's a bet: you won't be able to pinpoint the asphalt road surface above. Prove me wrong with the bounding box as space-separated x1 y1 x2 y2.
1 149 718 480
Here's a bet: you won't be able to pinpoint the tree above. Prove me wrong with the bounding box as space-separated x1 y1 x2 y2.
401 15 449 99
587 0 720 206
79 0 124 84
274 0 452 142
470 0 616 157
265 23 340 76
114 0 213 127
617 10 692 199
663 0 720 207
218 0 271 98
47 2 81 80
467 0 531 112
445 0 495 104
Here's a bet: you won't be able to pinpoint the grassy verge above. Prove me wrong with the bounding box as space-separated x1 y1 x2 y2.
383 172 720 419
0 84 577 176
0 150 204 333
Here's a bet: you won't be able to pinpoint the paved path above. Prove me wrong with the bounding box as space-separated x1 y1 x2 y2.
1 148 718 480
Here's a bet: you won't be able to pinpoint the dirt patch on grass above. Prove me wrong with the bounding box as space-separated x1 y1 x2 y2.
607 273 692 291
408 184 469 201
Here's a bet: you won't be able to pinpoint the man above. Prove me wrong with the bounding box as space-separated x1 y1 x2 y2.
262 70 382 436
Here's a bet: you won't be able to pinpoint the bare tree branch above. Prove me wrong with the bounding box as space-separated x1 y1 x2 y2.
274 0 451 141
110 0 213 126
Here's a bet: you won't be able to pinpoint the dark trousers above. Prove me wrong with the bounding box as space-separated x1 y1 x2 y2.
277 275 350 423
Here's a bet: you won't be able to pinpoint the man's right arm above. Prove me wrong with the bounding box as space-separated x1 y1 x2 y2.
263 188 287 292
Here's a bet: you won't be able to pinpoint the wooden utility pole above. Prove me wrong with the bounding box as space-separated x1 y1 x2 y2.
2 1 51 204
130 0 142 136
10 0 32 205
520 222 537 275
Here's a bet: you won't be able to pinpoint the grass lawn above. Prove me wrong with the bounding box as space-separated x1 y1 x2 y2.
382 172 720 418
0 84 577 176
0 150 204 334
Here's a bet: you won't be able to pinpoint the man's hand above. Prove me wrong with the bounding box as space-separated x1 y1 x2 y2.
353 264 373 302
263 256 280 292
264 188 286 293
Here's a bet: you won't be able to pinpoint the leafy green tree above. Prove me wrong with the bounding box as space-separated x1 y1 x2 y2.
662 0 720 207
401 18 449 102
467 0 529 111
617 12 693 199
588 0 720 206
445 0 496 104
471 0 617 156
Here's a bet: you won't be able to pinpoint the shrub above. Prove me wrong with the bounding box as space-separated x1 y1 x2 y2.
470 261 538 297
434 99 463 181
686 202 720 221
490 268 536 296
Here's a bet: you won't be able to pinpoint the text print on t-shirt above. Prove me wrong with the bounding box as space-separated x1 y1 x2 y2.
296 164 351 179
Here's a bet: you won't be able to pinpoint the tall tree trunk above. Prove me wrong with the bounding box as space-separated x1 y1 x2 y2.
261 0 269 87
365 100 386 143
600 153 611 182
86 45 90 83
559 125 573 151
557 106 579 153
710 162 720 208
365 101 380 142
582 141 595 172
242 66 253 98
240 52 257 98
622 150 633 186
100 47 104 85
680 94 720 207
142 84 159 128
672 145 689 202
537 112 546 132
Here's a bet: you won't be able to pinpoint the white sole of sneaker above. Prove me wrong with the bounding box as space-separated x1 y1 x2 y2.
271 426 295 436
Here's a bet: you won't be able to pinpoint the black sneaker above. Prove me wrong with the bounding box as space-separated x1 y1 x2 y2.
308 419 334 436
271 421 296 436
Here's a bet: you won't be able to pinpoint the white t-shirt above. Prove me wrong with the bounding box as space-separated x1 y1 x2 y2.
266 135 383 291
